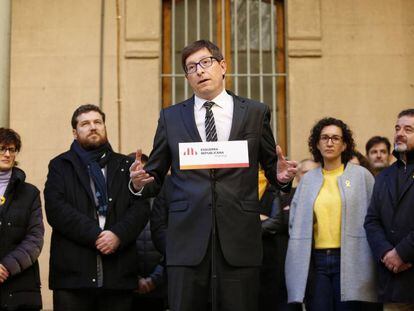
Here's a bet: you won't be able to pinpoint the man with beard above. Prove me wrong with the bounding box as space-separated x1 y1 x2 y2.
365 109 414 310
44 104 149 311
365 136 391 176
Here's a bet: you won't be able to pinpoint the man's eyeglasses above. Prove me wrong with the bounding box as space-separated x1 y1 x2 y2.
319 135 343 144
185 56 218 74
0 146 18 156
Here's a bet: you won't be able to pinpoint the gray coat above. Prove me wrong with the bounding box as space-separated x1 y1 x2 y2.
285 163 378 303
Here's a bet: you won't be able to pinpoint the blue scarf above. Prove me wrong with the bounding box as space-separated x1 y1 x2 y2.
71 140 112 216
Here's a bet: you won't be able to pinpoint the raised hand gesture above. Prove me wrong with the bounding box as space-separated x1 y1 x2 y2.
129 149 154 191
276 145 298 184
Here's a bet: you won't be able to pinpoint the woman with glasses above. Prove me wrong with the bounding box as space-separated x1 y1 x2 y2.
0 128 43 311
285 118 380 311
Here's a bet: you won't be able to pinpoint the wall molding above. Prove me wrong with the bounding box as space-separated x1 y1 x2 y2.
124 0 160 59
286 0 322 57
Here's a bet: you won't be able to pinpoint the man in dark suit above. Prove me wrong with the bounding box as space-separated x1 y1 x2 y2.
365 109 414 310
44 104 149 311
130 40 297 311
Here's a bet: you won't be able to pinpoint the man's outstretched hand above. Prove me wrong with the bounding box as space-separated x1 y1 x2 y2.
129 149 154 191
276 145 298 184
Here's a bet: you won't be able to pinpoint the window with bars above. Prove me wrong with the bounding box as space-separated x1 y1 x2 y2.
162 0 287 150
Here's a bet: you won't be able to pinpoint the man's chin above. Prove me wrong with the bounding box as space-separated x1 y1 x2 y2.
79 139 107 150
372 163 387 169
394 144 407 153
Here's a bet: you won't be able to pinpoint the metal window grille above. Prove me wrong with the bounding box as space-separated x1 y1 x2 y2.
162 0 286 138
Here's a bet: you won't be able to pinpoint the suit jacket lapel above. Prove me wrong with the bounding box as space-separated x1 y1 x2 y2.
228 92 247 141
181 96 202 142
180 91 247 142
214 92 247 178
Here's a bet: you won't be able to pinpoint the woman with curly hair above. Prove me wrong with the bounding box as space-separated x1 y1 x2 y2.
285 118 380 310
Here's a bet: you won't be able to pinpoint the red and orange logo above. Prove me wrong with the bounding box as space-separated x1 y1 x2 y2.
183 148 198 156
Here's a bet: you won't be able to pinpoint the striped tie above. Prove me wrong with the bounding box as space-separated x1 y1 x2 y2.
203 101 218 142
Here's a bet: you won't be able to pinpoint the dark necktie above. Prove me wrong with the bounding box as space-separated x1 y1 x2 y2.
203 101 218 142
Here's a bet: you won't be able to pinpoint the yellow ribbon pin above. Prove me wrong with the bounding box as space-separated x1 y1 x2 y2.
345 180 351 187
0 196 5 205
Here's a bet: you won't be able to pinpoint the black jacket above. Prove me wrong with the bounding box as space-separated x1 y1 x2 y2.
150 176 172 256
0 167 43 310
136 222 166 299
44 149 149 290
260 187 296 309
365 150 414 303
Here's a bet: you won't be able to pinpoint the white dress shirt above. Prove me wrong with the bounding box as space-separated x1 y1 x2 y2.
194 89 234 141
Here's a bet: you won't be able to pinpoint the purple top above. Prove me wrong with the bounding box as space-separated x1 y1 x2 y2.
0 169 12 197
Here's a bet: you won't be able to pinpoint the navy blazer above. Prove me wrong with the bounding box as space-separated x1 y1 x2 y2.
364 157 414 303
145 91 279 267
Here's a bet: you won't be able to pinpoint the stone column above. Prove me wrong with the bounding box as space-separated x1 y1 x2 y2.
0 0 11 127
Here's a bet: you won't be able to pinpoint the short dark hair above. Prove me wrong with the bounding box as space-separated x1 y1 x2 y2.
308 117 355 165
181 40 224 73
71 104 105 129
398 109 414 118
365 136 391 155
0 128 22 151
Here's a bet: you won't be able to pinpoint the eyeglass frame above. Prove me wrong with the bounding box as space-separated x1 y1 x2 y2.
0 146 18 156
319 135 343 145
184 56 219 74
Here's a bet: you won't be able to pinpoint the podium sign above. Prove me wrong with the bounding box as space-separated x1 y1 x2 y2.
178 140 250 311
179 140 249 170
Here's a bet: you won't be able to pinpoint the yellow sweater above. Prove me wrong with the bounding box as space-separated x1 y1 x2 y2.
313 164 344 249
258 168 269 200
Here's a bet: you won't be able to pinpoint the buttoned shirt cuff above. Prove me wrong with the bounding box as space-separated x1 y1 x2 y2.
129 179 144 196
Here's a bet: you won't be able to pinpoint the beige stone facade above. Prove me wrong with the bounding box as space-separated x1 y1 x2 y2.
3 0 414 309
0 0 11 126
287 0 414 160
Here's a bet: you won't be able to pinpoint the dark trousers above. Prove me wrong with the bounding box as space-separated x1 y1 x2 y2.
306 249 382 311
259 235 302 311
131 296 166 311
53 289 133 311
167 240 260 311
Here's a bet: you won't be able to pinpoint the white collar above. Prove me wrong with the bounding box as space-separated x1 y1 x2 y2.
194 89 231 111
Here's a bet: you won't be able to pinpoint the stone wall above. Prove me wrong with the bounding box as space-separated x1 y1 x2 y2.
8 0 414 309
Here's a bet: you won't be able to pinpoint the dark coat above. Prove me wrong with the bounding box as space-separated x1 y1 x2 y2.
145 91 283 267
150 176 171 256
0 167 43 310
364 151 414 303
259 187 303 311
44 149 150 290
136 222 166 299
